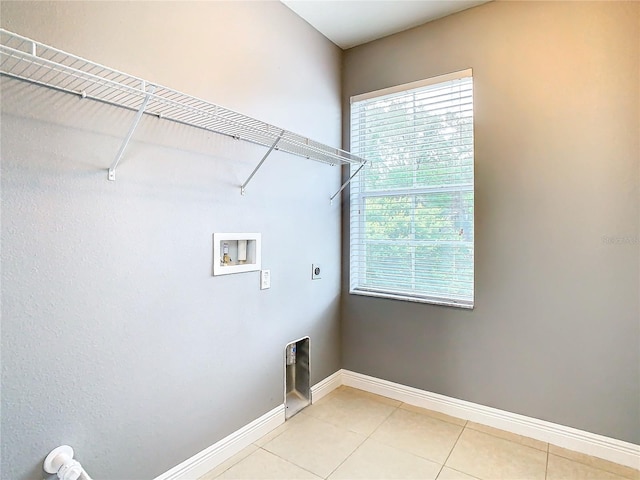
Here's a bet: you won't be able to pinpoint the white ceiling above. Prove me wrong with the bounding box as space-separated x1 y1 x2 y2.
282 1 489 49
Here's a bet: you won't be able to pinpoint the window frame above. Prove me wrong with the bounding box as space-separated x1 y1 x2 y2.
348 69 475 309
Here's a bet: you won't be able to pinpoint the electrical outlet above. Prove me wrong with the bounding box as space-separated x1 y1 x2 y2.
260 270 271 289
311 264 321 280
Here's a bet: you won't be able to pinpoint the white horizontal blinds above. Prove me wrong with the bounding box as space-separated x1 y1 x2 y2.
350 71 474 307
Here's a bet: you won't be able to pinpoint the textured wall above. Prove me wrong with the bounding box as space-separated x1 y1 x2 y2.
341 1 640 444
1 2 342 479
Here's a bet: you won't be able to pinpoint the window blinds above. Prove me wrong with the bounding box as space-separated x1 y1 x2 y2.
349 70 474 308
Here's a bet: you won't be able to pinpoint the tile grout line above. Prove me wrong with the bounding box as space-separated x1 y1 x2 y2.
256 445 325 479
248 411 331 479
544 443 549 480
548 450 640 480
261 397 397 480
368 399 474 479
435 419 469 479
258 412 347 479
211 389 359 479
320 435 367 479
463 423 548 452
367 400 401 438
251 424 289 448
207 445 260 479
549 444 640 479
322 399 402 479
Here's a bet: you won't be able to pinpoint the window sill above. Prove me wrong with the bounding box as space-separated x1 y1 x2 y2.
349 288 474 309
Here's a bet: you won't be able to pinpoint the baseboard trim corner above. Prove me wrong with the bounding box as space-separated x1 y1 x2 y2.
311 369 342 402
341 369 640 470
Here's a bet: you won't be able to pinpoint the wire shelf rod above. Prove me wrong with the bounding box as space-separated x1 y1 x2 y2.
1 28 366 198
330 162 368 204
108 85 156 181
0 49 147 102
241 130 285 195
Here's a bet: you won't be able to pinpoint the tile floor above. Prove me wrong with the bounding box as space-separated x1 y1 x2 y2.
200 386 640 480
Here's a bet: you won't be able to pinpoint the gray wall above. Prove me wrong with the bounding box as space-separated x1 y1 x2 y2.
341 1 640 444
1 2 342 479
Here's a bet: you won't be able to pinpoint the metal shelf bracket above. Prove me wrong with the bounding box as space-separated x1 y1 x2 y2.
240 130 285 195
330 161 367 205
108 84 156 181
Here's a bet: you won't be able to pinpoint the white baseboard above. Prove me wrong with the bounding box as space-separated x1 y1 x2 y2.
311 369 342 402
156 369 639 479
155 371 344 480
154 404 285 480
342 369 640 470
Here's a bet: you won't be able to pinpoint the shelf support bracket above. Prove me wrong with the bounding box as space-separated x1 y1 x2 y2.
108 85 156 181
330 161 367 205
240 130 285 195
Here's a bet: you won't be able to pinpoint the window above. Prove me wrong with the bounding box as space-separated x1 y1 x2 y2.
349 70 474 308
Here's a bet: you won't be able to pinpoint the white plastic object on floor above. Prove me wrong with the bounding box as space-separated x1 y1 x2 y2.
43 445 94 480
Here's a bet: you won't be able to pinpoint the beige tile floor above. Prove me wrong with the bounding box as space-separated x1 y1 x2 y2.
200 386 640 480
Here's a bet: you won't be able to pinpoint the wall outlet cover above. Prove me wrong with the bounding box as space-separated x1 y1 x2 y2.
260 270 271 289
312 264 321 280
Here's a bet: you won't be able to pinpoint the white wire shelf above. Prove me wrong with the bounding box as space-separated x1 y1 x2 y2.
0 29 366 197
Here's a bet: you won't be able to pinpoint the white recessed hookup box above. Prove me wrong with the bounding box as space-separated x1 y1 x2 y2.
213 233 261 276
